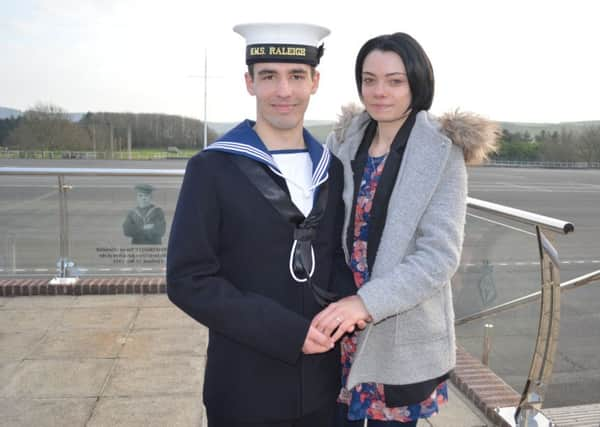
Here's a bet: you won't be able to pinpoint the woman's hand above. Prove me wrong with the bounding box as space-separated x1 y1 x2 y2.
301 325 335 354
311 295 372 342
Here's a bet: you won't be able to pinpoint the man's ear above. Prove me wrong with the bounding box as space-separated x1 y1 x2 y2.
244 72 255 96
311 70 320 95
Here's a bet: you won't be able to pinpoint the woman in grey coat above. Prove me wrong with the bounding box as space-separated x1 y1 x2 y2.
313 33 498 426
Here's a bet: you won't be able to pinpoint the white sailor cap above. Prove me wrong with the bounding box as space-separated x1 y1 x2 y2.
233 22 330 66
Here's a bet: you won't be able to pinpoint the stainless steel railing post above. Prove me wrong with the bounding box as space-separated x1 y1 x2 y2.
7 232 17 274
482 323 494 366
515 227 561 426
56 175 76 280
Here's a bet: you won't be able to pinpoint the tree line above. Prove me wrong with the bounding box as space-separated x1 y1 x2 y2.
493 127 600 163
0 103 218 153
1 103 599 163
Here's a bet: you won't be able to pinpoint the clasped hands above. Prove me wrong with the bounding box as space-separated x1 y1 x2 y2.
302 295 372 354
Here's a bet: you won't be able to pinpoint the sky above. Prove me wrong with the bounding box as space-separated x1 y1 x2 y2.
1 0 599 124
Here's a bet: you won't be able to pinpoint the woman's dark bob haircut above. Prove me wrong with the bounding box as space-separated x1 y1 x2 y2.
355 32 434 112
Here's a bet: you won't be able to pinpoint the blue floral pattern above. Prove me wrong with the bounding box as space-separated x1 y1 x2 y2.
339 154 448 422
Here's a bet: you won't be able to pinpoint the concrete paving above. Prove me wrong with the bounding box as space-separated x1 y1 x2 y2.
0 294 492 427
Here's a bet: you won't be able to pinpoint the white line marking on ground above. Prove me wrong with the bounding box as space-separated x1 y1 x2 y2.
460 260 600 269
4 261 594 276
0 189 58 213
466 213 537 236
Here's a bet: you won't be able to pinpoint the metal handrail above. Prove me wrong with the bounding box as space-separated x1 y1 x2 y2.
0 168 577 234
455 269 600 325
467 196 574 234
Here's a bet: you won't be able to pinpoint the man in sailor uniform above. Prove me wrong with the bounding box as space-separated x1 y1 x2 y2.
122 183 166 245
167 23 353 427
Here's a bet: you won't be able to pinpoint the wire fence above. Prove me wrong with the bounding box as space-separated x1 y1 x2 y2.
0 150 194 160
2 150 600 168
485 160 600 169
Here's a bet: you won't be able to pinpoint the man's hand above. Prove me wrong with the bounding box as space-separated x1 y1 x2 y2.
302 325 334 354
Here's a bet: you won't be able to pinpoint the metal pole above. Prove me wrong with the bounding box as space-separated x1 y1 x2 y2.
515 227 561 426
203 48 208 149
8 232 16 274
53 175 77 283
482 323 494 366
455 268 600 326
127 125 132 160
58 175 67 277
92 123 96 153
109 123 114 160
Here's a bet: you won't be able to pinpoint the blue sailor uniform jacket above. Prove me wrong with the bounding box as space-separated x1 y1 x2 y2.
166 121 353 423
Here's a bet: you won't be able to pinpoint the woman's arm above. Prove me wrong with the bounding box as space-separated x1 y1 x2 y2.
357 145 467 323
313 145 467 336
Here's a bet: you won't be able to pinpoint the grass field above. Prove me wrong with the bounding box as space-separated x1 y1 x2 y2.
0 148 201 160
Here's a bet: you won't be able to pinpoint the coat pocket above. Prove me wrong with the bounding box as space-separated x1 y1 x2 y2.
394 288 450 345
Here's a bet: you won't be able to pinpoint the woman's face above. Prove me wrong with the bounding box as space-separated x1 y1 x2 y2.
361 49 412 123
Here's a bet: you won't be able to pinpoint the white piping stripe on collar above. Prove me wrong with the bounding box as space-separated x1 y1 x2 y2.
206 139 330 188
206 141 280 171
311 173 329 190
311 147 330 187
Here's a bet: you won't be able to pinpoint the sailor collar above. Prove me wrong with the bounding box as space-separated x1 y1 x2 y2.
205 120 330 189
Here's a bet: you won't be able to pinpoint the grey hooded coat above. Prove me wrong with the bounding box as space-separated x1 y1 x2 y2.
326 108 498 390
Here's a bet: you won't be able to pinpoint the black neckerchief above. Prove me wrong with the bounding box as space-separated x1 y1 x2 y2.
347 111 416 273
230 155 337 307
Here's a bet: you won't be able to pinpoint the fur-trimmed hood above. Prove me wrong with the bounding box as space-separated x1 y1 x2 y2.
331 104 499 165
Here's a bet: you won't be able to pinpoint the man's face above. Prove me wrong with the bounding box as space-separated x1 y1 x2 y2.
245 62 319 132
136 191 152 208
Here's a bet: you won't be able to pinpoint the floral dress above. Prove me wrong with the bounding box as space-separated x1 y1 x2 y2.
338 154 448 422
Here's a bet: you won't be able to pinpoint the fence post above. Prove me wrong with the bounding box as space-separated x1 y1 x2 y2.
7 232 17 274
482 323 494 366
51 175 78 284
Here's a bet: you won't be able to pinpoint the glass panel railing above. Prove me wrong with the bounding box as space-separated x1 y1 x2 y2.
454 213 547 400
456 300 540 394
455 198 573 426
62 175 181 277
0 167 184 278
455 212 542 317
544 279 600 408
0 176 60 276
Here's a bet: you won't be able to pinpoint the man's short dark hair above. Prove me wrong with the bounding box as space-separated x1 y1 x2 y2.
354 32 434 112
